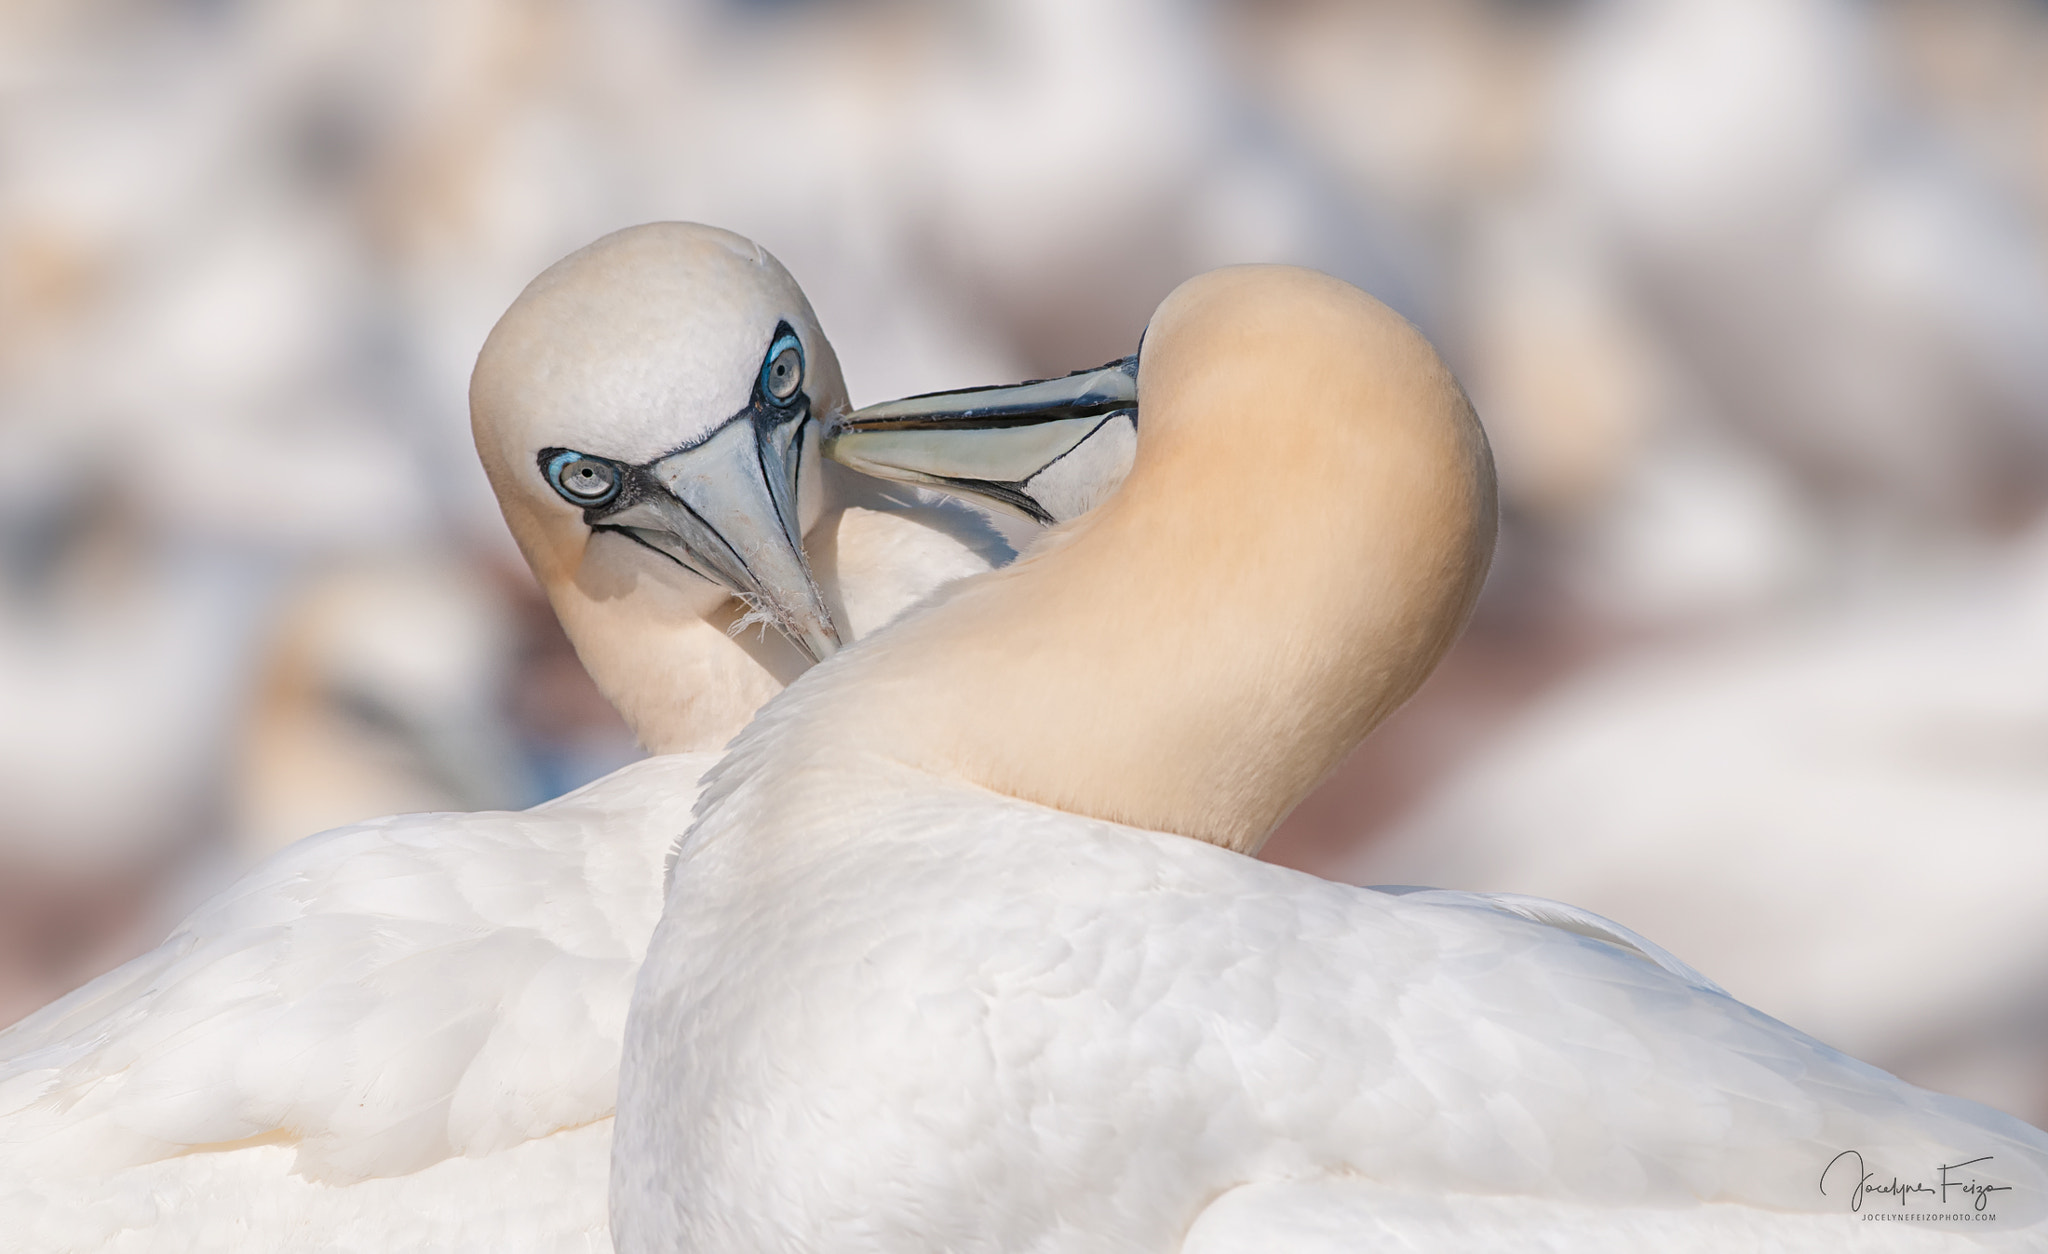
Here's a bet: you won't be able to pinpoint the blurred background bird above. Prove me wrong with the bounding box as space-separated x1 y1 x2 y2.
5 0 2048 1123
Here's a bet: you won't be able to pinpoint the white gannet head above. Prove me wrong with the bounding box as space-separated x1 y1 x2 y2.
473 223 847 668
472 221 1165 755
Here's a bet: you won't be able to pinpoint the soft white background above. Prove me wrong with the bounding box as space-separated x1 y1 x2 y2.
5 0 2048 1118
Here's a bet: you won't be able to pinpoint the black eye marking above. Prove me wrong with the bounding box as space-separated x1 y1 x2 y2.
760 325 804 406
542 449 622 508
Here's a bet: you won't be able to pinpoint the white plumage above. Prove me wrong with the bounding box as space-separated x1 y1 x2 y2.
0 223 1032 1251
626 756 2048 1250
0 751 706 1252
613 264 2048 1251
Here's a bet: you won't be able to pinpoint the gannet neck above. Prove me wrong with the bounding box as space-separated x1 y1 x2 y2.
834 265 1496 852
542 481 1008 756
545 571 793 756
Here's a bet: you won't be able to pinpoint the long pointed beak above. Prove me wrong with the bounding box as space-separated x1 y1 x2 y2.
600 416 841 661
823 356 1139 525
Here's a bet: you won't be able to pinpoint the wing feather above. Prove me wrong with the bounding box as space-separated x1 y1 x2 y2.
0 753 707 1191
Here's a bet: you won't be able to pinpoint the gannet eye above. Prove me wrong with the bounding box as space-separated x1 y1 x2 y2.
545 449 622 507
762 334 804 405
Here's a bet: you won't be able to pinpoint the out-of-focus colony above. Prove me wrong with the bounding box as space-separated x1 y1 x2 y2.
4 0 2048 1119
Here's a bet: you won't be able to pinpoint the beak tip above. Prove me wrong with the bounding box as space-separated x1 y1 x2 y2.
801 617 843 663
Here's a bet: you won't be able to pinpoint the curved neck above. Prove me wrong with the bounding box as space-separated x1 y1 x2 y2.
825 267 1496 853
550 579 794 756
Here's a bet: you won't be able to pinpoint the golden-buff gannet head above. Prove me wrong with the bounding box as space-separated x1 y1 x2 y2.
473 223 849 750
844 264 1498 852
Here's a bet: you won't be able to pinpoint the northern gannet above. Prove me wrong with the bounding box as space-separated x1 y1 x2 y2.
615 264 2048 1251
0 222 1108 1252
1557 0 2048 536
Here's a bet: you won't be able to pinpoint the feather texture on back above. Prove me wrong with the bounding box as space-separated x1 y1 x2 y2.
0 751 710 1251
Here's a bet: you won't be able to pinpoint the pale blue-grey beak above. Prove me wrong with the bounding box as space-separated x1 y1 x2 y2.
597 422 837 661
539 322 841 661
823 356 1138 526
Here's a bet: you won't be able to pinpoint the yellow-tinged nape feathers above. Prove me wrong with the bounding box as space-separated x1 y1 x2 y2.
838 265 1497 852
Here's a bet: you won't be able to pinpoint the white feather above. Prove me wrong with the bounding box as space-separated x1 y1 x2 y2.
617 734 2048 1250
0 751 711 1251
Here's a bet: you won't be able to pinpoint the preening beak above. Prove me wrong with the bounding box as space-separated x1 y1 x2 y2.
578 411 842 662
823 356 1139 526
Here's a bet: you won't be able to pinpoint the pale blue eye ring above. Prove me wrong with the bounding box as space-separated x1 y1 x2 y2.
762 334 803 404
545 449 621 507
